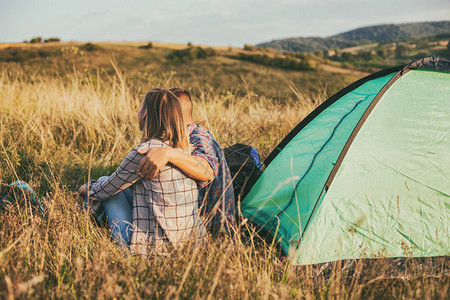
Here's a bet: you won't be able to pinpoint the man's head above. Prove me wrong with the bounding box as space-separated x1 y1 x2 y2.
170 88 193 126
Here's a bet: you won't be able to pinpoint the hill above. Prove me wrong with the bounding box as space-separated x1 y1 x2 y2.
258 21 450 52
0 41 366 101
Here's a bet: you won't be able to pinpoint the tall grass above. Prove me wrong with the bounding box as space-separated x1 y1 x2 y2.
0 65 448 299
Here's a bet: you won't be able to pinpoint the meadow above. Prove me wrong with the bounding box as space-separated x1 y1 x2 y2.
0 43 448 298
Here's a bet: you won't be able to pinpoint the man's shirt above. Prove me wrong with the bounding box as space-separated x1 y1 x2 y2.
188 123 235 232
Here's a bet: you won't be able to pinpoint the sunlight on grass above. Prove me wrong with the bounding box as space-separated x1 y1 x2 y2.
0 65 447 299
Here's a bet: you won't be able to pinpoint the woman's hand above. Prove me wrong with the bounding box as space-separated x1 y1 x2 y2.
78 183 88 198
137 147 214 181
137 147 172 178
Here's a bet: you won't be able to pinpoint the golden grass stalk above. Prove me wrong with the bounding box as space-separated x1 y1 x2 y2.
0 65 447 299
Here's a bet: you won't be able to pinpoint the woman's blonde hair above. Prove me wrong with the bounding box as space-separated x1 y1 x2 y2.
141 89 189 151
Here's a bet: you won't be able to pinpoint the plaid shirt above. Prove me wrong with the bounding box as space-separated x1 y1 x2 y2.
188 123 236 232
88 139 207 254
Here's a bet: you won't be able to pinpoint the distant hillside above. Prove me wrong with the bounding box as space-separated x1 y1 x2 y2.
258 21 450 52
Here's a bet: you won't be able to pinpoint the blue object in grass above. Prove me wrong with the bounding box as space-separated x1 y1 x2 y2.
0 180 45 213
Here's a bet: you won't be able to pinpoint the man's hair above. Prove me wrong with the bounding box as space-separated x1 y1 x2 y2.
169 88 193 119
141 89 189 151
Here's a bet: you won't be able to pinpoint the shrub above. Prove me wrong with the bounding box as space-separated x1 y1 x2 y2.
44 37 60 43
231 53 316 71
243 44 257 51
166 46 215 63
341 52 354 61
314 50 324 58
203 47 216 58
395 43 409 58
139 42 153 49
38 49 52 58
376 48 390 58
299 58 317 70
29 37 42 43
81 42 101 51
0 48 38 62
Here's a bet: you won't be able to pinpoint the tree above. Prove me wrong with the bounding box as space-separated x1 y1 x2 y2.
44 37 60 43
395 43 409 58
29 37 42 43
244 44 256 51
139 42 153 49
82 43 100 51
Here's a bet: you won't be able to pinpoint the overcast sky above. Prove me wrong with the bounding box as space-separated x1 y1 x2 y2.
1 0 449 46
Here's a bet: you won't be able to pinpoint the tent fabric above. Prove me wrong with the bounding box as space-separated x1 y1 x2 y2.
263 66 402 166
241 73 396 249
294 69 450 264
241 57 450 265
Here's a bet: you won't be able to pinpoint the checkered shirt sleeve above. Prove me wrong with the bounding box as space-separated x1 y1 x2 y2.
188 124 236 232
88 149 143 201
189 126 219 188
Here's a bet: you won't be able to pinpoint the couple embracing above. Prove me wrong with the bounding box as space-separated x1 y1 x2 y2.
78 88 235 254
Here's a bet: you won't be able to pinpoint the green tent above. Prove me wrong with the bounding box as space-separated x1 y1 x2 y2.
241 57 450 265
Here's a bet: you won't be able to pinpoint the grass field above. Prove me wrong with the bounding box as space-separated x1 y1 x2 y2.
0 41 367 99
0 43 448 298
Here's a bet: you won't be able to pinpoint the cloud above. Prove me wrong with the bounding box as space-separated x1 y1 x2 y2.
0 0 448 45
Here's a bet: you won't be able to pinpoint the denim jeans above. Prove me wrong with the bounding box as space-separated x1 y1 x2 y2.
88 176 133 247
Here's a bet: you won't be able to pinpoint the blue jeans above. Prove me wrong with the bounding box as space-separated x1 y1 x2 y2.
88 176 133 247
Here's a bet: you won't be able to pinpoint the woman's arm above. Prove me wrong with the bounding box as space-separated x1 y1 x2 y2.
87 148 144 201
78 183 88 199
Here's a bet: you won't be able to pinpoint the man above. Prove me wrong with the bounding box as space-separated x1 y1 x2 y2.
137 88 235 233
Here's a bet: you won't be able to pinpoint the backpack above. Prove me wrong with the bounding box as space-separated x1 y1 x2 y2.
224 143 263 202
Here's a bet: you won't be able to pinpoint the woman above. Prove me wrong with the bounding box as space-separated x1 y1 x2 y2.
79 89 206 254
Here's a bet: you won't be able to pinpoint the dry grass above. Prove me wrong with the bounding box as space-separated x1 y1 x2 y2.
0 41 363 102
0 65 448 299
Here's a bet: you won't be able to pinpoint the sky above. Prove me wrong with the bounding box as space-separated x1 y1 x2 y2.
1 0 449 47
